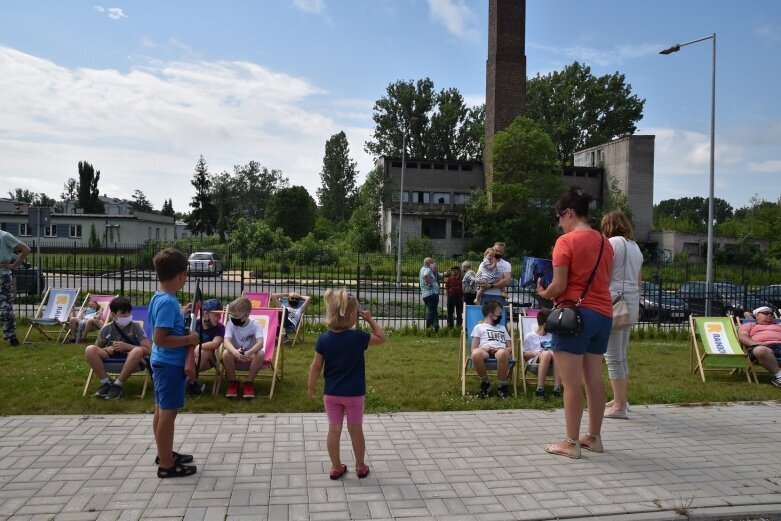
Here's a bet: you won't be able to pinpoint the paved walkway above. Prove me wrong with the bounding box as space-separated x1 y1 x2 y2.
1 403 780 521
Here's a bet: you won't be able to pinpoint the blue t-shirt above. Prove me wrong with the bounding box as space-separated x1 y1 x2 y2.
149 291 188 366
315 329 371 397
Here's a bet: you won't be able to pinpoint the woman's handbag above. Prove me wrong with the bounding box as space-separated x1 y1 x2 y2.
612 294 631 330
546 234 605 336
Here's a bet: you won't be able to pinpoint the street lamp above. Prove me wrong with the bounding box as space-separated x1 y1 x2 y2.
395 120 415 286
660 33 716 315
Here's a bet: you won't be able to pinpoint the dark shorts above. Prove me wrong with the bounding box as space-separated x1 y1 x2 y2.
152 362 186 410
747 343 781 364
551 307 613 356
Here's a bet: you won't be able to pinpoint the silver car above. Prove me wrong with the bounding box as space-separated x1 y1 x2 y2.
187 252 224 276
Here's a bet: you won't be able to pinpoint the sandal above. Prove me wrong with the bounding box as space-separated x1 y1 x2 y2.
157 463 197 479
330 464 347 480
580 432 603 453
154 451 194 465
356 465 370 478
544 437 581 459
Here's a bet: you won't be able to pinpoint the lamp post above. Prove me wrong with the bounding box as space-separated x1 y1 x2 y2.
660 33 716 315
395 130 408 286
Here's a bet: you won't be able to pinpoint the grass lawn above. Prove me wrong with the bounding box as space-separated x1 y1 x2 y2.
2 329 779 415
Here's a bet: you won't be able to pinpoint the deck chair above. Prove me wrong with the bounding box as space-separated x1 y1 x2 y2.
244 291 271 309
280 297 308 348
517 316 554 393
131 306 151 338
689 315 754 383
193 308 225 396
732 315 781 384
23 287 81 343
63 294 117 343
216 308 287 399
460 303 517 396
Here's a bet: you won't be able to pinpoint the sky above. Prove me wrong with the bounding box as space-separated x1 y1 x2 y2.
1 0 780 214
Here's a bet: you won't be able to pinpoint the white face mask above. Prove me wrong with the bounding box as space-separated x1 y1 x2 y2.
114 316 133 327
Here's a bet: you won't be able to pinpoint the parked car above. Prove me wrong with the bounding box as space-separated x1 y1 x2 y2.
187 252 224 276
639 281 689 322
12 262 46 295
754 285 781 309
677 281 776 317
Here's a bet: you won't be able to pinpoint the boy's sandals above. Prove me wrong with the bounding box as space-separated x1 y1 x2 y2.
154 451 193 465
330 464 348 480
157 463 197 478
356 465 370 478
544 437 581 459
579 432 603 453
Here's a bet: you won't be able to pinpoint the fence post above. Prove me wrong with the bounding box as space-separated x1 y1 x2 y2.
120 256 125 296
240 255 245 295
356 252 361 301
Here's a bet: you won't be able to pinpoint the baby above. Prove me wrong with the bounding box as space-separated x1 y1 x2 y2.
473 248 501 303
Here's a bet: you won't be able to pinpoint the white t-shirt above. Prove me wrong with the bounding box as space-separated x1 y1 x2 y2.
608 237 643 295
225 319 264 351
523 331 552 354
483 258 511 295
470 322 510 350
285 304 305 328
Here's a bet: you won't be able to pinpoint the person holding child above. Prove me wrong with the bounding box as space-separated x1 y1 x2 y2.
84 296 151 400
149 248 200 478
476 242 512 306
470 300 513 399
307 289 385 480
68 298 105 343
187 298 225 396
222 296 266 399
522 308 561 399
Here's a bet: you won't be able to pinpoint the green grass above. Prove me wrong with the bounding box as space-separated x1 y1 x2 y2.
2 328 779 415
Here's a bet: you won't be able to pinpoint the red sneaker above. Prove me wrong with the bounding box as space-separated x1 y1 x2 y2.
242 381 255 399
225 380 239 398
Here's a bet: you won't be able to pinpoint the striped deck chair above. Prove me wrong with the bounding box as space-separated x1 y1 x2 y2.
689 315 754 383
243 291 271 310
23 287 81 343
63 294 117 343
460 303 517 396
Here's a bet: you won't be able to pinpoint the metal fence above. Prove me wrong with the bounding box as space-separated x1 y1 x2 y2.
11 241 781 330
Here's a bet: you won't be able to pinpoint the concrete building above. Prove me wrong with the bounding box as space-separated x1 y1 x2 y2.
62 196 134 216
379 157 484 257
573 135 655 241
648 230 768 263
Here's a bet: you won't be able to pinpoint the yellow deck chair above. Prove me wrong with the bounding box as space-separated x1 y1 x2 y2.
24 287 81 343
460 303 517 396
689 315 754 383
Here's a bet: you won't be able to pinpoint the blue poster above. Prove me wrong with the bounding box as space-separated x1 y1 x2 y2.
519 257 553 289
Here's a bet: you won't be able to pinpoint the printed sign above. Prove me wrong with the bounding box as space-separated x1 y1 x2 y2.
703 321 741 355
50 292 74 321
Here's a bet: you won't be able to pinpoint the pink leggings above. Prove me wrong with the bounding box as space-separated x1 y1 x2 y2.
323 395 365 425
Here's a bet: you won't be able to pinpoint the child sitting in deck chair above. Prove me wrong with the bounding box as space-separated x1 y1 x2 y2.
69 298 105 343
222 296 266 399
187 298 225 396
522 308 561 399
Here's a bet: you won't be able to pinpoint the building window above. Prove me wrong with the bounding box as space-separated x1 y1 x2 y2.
454 193 470 205
18 223 30 236
69 224 82 238
148 227 152 240
412 192 430 204
156 228 160 240
421 218 446 239
683 242 700 256
164 228 168 240
451 219 463 238
44 224 57 237
433 192 450 205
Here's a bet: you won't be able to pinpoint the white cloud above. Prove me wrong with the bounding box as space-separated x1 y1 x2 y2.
529 42 663 67
93 5 105 13
107 7 127 20
292 0 325 15
756 24 781 42
425 0 479 43
748 160 781 173
0 45 375 210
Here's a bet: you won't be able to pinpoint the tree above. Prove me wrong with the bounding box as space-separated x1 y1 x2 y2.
76 161 105 213
345 165 385 252
233 161 289 221
8 188 36 203
186 155 217 237
129 189 154 213
264 186 317 241
465 117 564 256
526 61 645 163
654 196 733 232
211 171 235 242
364 78 484 161
317 131 359 222
160 198 175 217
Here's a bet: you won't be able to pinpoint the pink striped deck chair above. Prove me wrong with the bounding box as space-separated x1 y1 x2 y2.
243 291 271 310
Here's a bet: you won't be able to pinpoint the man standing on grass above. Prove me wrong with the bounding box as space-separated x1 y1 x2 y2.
419 257 440 331
0 229 31 346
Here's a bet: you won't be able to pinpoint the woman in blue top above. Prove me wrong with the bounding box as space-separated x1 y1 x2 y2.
307 289 385 480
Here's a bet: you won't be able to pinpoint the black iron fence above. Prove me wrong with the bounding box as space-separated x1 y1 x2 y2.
11 241 781 330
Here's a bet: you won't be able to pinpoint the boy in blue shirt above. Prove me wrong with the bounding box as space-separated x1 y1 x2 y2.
149 248 199 478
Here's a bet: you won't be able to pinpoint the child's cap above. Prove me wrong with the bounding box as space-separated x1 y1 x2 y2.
203 299 223 312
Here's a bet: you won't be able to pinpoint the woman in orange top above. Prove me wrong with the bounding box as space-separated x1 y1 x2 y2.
537 187 614 459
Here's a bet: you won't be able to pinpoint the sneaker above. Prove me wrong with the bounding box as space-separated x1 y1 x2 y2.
772 376 781 389
94 381 112 398
478 381 492 398
106 383 123 400
497 384 511 399
242 381 255 399
551 387 563 398
535 387 547 399
225 381 239 398
188 381 206 396
8 337 19 346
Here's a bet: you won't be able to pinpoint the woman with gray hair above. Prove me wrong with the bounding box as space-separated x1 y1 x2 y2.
461 260 477 305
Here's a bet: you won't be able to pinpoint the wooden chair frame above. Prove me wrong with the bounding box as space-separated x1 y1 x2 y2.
23 287 81 343
689 315 754 383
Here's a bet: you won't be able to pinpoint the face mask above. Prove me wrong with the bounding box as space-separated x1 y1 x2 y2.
114 316 132 327
230 316 245 326
202 316 213 328
494 254 502 260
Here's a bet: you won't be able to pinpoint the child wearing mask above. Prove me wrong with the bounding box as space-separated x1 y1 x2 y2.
69 298 105 343
222 296 266 399
187 298 225 395
470 300 512 399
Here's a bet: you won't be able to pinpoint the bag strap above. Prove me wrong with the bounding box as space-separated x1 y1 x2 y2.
112 321 139 346
620 237 628 295
577 233 605 307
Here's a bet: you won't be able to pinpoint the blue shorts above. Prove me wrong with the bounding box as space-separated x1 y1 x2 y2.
551 307 612 356
152 362 186 410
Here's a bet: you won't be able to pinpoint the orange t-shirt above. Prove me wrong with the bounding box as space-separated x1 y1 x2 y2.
552 229 614 317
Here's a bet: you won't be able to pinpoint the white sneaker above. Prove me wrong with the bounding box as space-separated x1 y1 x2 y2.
605 400 631 412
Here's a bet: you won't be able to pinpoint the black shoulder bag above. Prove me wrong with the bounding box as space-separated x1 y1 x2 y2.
546 234 605 336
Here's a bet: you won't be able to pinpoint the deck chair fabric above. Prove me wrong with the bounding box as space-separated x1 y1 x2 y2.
517 316 553 393
217 308 286 399
733 316 781 384
131 306 151 338
460 303 517 396
244 291 271 309
689 315 753 383
63 294 116 343
24 287 81 343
